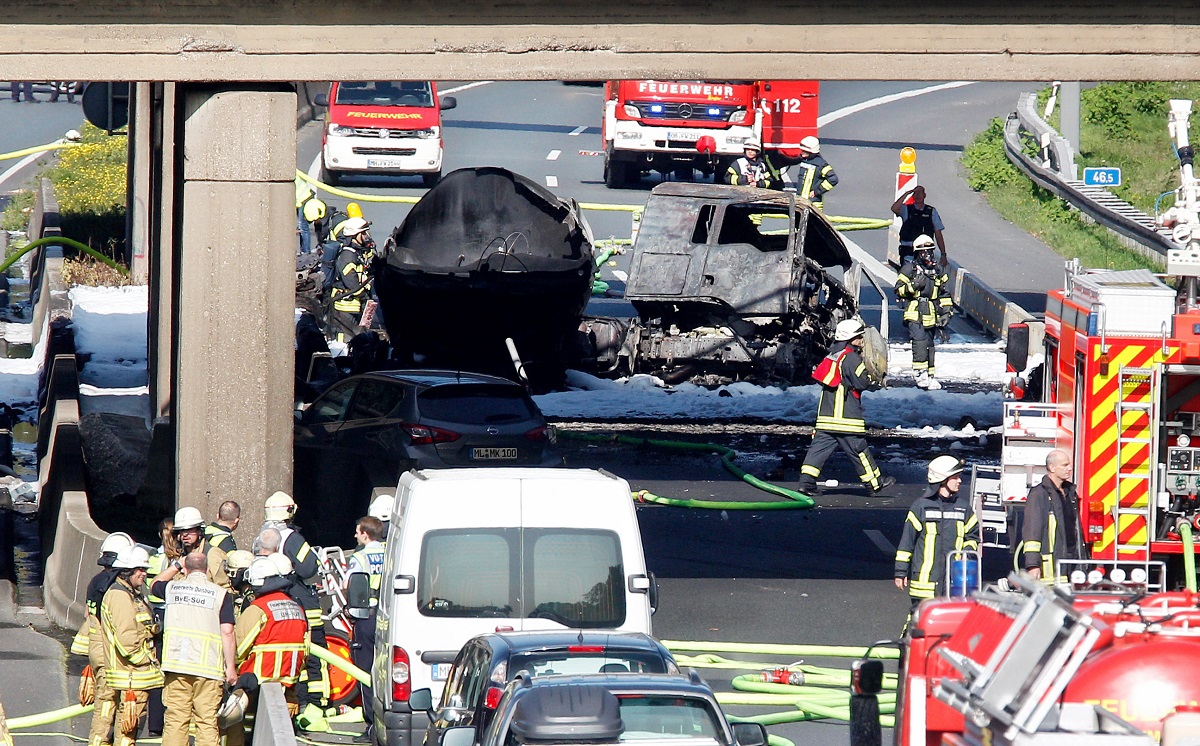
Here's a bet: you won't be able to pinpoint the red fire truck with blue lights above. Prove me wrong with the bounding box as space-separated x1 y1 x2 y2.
601 80 818 188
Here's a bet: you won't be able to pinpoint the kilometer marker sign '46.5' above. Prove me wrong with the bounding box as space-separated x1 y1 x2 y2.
1083 167 1122 187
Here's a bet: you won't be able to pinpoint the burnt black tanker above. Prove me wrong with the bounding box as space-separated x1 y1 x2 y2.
374 167 595 392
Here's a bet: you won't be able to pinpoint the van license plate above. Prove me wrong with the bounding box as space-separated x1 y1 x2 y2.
432 663 453 681
472 447 519 460
367 158 405 168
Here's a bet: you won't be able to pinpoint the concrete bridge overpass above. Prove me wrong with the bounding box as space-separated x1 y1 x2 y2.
9 1 1199 544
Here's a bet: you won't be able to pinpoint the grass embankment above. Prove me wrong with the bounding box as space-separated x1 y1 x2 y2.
960 82 1200 271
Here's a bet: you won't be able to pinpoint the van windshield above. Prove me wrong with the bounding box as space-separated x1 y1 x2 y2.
418 528 626 627
334 81 435 108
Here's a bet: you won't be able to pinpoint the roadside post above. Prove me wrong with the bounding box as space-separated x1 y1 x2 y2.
889 147 918 265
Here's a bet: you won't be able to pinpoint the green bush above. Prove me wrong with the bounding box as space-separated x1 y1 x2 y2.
1081 82 1173 141
961 117 1022 192
48 123 127 260
1 189 34 232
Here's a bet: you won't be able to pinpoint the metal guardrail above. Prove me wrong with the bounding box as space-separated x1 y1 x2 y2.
1004 92 1177 263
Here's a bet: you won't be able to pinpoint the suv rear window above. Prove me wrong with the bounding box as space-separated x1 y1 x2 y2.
418 529 625 627
509 651 668 678
616 696 723 741
416 385 539 425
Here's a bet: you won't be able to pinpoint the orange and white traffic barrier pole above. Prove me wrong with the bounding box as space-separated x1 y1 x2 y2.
889 147 918 266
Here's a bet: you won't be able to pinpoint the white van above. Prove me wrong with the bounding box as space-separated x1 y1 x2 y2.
371 468 657 746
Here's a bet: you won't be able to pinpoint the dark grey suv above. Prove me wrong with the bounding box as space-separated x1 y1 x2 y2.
293 369 560 543
414 631 677 746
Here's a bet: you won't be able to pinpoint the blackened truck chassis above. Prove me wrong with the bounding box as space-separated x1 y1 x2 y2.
579 183 864 386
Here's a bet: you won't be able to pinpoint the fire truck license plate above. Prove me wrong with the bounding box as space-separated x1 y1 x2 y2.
472 447 519 460
668 130 702 142
366 158 405 168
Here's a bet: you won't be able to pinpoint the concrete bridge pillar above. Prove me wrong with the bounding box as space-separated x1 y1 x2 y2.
163 84 297 546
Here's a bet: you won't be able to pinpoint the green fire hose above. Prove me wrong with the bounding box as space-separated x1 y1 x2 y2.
561 431 815 510
1181 521 1197 593
0 235 128 276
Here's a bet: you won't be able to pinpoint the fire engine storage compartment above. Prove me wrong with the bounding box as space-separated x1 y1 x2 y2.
374 167 595 392
585 183 858 385
1068 269 1176 335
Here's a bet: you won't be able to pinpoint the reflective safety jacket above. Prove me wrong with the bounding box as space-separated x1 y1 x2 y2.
235 591 309 686
204 523 236 553
896 259 951 327
145 550 173 607
815 342 880 434
1021 476 1086 583
898 203 937 245
894 491 980 600
791 154 838 203
279 527 324 629
101 577 164 690
726 156 777 189
162 573 229 680
330 245 372 314
348 541 386 604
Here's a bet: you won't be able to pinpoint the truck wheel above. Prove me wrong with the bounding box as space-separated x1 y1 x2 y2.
422 171 442 188
604 156 628 189
320 163 340 187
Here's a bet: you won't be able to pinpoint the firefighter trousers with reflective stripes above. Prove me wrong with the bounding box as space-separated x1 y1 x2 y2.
89 675 117 746
296 618 329 708
907 321 935 376
797 431 883 492
161 673 223 746
113 690 148 746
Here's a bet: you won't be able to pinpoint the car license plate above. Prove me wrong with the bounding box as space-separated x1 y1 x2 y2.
669 130 702 142
472 447 519 460
367 158 405 168
432 663 453 681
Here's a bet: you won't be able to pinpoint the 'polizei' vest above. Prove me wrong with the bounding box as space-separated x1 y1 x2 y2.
162 573 228 680
899 203 936 244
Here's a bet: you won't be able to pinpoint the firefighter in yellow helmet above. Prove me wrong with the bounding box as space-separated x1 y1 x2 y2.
73 532 134 746
100 546 164 746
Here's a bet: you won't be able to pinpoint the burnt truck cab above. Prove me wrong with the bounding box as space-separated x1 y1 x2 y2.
583 183 864 385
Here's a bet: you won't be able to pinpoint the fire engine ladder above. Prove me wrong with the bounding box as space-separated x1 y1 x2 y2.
1112 366 1161 563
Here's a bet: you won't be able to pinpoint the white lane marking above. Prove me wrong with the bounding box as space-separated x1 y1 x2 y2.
817 81 976 128
546 175 559 188
612 270 628 282
546 150 561 161
569 125 587 136
441 81 493 95
864 529 896 555
0 149 50 190
306 153 321 180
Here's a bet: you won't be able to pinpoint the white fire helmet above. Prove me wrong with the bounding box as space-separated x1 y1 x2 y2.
267 552 294 577
112 546 152 570
264 491 297 522
913 234 937 252
369 494 395 522
834 319 867 342
173 506 205 531
247 557 282 588
99 532 135 558
799 136 820 154
927 455 966 484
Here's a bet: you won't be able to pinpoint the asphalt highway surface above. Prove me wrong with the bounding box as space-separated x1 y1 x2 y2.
0 82 1049 745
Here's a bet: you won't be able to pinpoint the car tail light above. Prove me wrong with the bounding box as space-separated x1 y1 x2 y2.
484 686 504 710
391 646 411 702
1088 501 1106 541
567 645 605 653
401 423 461 445
525 425 553 442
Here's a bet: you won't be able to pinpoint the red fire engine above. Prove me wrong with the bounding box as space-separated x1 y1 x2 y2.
601 80 818 188
981 261 1200 581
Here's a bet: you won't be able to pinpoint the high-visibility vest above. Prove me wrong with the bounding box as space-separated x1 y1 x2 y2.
204 523 236 553
237 591 309 685
162 574 228 680
101 580 164 691
349 542 387 603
